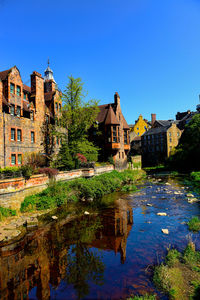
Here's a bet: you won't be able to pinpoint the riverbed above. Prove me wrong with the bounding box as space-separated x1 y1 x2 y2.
0 175 200 299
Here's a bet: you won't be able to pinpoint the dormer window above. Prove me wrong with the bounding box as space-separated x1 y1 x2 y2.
10 83 14 94
17 86 21 96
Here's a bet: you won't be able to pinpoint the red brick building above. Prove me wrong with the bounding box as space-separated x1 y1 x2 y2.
0 65 62 168
92 92 130 169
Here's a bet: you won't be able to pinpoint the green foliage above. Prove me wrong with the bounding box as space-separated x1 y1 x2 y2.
191 172 200 184
0 206 17 221
0 166 22 179
165 249 181 267
167 114 200 172
107 156 114 165
127 295 156 300
54 76 100 170
20 165 33 180
20 170 144 212
188 216 200 232
183 243 200 267
121 184 138 192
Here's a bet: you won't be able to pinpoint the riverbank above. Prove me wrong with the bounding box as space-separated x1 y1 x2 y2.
0 169 145 243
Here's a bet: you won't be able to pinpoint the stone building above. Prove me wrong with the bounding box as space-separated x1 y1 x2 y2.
141 117 182 167
0 64 62 168
92 92 130 169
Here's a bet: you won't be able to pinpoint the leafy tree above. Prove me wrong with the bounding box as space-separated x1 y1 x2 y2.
168 114 200 171
55 76 99 169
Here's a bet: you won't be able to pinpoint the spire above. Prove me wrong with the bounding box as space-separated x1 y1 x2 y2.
44 59 56 83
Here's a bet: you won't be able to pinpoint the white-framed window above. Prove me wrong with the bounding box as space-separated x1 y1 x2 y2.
11 128 15 141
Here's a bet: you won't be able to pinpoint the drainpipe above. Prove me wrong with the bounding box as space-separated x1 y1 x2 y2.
3 112 6 167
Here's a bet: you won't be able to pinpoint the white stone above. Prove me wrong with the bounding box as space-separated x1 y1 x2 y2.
147 203 153 207
187 193 194 197
157 212 167 216
52 216 58 220
84 211 90 215
162 229 169 234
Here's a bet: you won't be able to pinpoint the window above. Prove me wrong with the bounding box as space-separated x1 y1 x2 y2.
169 132 171 137
31 131 35 143
59 104 61 112
177 132 180 137
112 126 117 142
169 138 172 143
11 128 15 141
46 115 49 123
11 154 16 165
17 86 21 96
119 151 120 159
124 130 128 144
16 106 21 117
23 93 26 100
56 136 59 145
18 154 22 165
10 105 15 116
17 129 22 141
30 112 34 121
122 152 124 159
10 83 14 94
55 103 58 111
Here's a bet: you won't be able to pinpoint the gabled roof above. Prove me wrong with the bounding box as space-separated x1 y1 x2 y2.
0 68 12 81
105 105 120 125
154 120 173 127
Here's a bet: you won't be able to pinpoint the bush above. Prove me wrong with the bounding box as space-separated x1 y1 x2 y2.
165 249 181 267
108 156 114 165
0 166 22 179
188 216 200 232
127 295 156 300
21 165 33 180
38 167 58 178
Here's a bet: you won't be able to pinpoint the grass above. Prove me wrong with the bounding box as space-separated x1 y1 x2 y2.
153 243 200 299
188 217 200 232
127 295 156 300
0 206 17 221
20 169 145 212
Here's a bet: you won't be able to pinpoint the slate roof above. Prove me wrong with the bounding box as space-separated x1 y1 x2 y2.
104 105 120 125
154 120 173 127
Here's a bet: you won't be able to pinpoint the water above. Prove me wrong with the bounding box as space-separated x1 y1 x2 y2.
0 175 200 300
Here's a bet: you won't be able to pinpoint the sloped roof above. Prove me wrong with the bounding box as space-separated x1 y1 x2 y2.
122 114 129 129
23 84 31 93
0 68 12 81
105 105 120 125
154 120 173 127
143 125 171 136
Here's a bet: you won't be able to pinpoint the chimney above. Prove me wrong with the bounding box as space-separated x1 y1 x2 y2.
151 113 156 126
30 71 44 112
114 92 120 106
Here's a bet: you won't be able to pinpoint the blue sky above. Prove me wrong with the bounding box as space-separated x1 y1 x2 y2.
1 0 200 123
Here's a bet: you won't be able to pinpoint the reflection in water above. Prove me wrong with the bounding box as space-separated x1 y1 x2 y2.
0 198 133 300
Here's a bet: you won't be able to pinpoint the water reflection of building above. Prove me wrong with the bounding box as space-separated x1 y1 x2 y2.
0 200 133 299
91 199 133 264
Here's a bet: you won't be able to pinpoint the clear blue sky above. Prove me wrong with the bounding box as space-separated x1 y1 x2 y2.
1 0 200 123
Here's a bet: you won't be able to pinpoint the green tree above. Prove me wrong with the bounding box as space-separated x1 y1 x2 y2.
55 76 100 169
168 114 200 171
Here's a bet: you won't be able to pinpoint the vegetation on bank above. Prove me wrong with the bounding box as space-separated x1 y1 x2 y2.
0 206 16 221
127 295 156 300
188 216 200 232
153 243 200 299
20 170 145 212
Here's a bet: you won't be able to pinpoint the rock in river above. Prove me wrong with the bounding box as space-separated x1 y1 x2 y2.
157 212 167 216
162 229 169 234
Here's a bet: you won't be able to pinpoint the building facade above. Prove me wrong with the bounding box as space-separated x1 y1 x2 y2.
0 65 62 168
92 92 130 169
141 119 182 167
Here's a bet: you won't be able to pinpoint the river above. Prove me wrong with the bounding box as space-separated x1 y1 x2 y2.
0 174 200 300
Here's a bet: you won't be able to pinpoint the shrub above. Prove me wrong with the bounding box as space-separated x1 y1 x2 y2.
127 295 156 300
0 166 22 179
38 167 58 178
23 152 46 169
108 156 114 165
21 165 33 180
188 216 200 232
183 243 200 267
165 249 181 267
